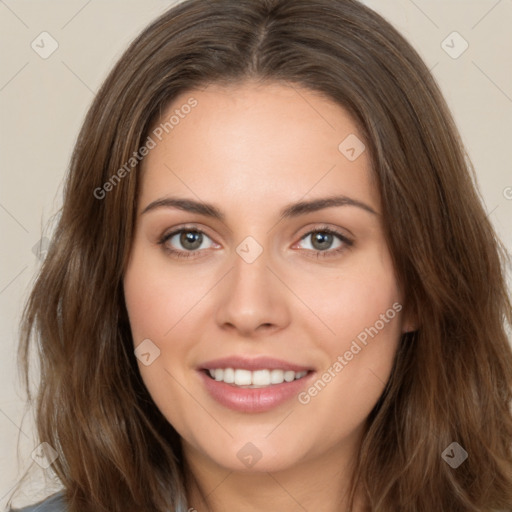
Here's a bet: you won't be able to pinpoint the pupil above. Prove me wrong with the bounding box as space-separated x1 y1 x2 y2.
181 231 202 250
178 231 333 252
313 232 332 250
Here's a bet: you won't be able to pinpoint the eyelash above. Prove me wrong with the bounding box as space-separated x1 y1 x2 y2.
157 224 354 260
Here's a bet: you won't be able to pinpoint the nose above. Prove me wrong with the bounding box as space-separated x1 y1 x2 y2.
214 242 290 338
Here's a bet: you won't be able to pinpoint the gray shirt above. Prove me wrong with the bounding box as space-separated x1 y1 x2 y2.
9 492 190 511
9 492 66 512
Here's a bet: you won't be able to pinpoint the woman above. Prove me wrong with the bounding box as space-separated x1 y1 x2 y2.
9 0 512 510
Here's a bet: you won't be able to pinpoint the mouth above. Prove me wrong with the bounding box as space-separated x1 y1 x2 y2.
202 368 312 388
197 356 316 413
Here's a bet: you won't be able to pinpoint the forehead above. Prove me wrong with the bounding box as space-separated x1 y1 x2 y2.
138 81 379 215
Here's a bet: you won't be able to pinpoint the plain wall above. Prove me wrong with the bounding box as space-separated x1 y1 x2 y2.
1 0 511 508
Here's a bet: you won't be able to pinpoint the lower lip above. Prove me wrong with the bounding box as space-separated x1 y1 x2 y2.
199 370 314 413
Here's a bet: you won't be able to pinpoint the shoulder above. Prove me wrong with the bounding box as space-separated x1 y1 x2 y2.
9 491 67 512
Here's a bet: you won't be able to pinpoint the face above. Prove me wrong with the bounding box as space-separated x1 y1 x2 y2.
123 81 413 474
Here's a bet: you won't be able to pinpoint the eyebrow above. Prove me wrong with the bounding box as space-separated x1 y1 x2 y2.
141 194 378 220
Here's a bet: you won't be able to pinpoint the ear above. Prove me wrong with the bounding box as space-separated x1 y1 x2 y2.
400 304 419 334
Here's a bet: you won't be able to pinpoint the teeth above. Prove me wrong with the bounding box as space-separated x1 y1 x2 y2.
270 369 284 384
234 369 252 386
223 368 235 384
252 369 270 386
207 368 308 387
284 370 295 382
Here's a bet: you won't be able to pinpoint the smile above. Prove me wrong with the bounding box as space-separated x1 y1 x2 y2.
206 368 309 387
198 356 315 413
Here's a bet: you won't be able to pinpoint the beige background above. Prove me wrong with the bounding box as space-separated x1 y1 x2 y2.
1 0 511 508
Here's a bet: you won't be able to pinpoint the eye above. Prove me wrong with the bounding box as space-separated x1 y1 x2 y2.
158 224 353 260
294 226 353 258
158 227 217 259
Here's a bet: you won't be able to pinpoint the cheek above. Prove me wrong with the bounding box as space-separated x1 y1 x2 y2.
123 248 198 424
123 246 204 343
292 246 402 424
294 244 401 345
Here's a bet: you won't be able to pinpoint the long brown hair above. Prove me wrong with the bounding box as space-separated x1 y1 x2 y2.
10 0 512 510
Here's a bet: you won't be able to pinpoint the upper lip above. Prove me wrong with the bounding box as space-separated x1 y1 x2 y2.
199 356 314 372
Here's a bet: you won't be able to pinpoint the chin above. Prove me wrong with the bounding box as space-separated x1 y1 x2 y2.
188 432 311 474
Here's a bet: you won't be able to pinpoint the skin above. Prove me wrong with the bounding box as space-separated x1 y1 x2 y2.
123 81 416 512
